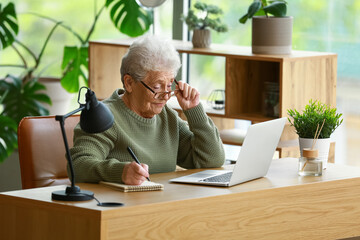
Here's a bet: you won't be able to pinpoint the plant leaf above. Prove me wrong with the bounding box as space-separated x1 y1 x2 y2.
61 46 88 93
106 0 153 37
247 1 262 18
0 2 19 50
264 1 287 17
239 13 249 24
239 1 262 24
287 99 343 138
0 114 18 163
0 75 50 124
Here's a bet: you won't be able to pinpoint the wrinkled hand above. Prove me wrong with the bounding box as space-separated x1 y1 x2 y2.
174 81 200 110
122 161 149 185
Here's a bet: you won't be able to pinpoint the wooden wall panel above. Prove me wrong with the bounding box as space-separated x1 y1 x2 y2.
89 43 128 100
281 56 337 117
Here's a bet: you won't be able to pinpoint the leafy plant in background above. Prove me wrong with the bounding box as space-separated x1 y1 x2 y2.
0 93 17 163
0 2 53 162
181 2 228 32
106 0 153 37
1 1 153 94
60 0 153 93
0 1 153 162
287 99 343 139
239 0 287 24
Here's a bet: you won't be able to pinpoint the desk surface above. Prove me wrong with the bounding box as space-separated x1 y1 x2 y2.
1 158 360 240
2 158 359 209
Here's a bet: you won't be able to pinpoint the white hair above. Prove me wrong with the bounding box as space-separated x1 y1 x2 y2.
120 35 181 84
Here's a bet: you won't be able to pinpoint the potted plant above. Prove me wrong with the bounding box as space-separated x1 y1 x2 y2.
0 2 56 162
287 99 343 169
239 0 292 55
0 1 153 164
61 0 154 93
181 1 228 48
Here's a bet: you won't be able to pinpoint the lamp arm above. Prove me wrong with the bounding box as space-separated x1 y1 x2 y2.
62 105 86 119
55 105 86 189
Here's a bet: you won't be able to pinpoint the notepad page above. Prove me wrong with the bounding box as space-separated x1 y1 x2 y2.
99 181 164 192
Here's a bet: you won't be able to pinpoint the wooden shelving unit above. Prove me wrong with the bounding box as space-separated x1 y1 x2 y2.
88 39 337 157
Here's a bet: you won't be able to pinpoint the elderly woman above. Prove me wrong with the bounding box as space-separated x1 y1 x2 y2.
70 35 225 185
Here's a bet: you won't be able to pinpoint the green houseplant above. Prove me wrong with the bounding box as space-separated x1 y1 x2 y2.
239 0 292 55
0 2 55 162
182 1 228 48
287 99 343 169
0 1 153 163
287 99 343 139
61 0 154 93
239 0 287 24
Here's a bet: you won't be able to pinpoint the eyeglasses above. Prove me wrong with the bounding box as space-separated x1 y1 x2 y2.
140 80 178 100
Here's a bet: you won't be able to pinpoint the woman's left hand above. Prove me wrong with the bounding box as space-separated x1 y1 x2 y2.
174 81 200 110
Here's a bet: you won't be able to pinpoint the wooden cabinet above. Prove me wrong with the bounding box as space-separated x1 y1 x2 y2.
89 39 337 156
89 39 336 120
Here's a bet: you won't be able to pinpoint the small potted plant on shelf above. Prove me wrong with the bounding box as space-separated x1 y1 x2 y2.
181 1 228 48
239 0 292 55
287 99 343 169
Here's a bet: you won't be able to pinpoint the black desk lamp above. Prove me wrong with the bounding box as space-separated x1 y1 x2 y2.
52 87 114 201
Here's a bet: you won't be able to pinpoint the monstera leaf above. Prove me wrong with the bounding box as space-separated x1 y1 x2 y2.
60 46 88 93
0 2 18 50
0 115 17 163
0 75 51 124
106 0 153 37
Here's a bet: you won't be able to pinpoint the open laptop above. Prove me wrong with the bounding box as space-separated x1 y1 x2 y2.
169 117 286 187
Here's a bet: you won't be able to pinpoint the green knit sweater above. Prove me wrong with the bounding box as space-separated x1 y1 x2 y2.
70 89 225 183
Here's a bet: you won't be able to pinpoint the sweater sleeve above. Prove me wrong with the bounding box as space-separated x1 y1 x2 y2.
176 103 225 169
69 123 128 183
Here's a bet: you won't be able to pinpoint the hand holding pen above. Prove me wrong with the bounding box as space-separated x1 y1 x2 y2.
122 147 151 185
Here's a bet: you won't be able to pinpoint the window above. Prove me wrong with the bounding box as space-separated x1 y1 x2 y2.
180 0 360 166
2 0 360 166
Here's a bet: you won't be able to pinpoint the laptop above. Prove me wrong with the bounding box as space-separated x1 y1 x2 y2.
169 117 286 187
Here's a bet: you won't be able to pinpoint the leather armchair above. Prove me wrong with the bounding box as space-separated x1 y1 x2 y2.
17 115 79 189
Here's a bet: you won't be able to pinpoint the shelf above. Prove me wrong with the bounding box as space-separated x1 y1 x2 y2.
167 98 225 116
88 38 337 156
90 38 336 61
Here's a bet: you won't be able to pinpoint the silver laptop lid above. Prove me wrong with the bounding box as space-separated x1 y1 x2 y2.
229 117 286 186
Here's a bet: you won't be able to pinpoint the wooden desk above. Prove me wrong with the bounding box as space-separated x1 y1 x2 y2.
1 158 360 240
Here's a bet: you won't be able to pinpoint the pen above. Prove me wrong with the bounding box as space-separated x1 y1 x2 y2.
126 146 151 181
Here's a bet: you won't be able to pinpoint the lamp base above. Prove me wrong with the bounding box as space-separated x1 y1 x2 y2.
52 186 94 201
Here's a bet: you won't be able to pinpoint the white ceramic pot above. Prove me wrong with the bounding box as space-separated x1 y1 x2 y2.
299 138 331 169
192 29 211 48
39 77 73 115
252 16 293 55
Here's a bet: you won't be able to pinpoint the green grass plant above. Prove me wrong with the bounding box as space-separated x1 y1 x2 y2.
287 99 343 139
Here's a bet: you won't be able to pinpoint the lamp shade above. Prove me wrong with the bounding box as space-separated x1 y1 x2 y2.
80 89 114 133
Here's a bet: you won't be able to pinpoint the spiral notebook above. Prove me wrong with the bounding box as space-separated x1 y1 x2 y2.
100 181 164 192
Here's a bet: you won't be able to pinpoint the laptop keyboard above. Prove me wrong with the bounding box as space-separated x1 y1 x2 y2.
201 172 232 183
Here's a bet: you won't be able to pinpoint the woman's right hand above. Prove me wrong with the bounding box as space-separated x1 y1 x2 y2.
174 80 200 111
122 161 149 185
